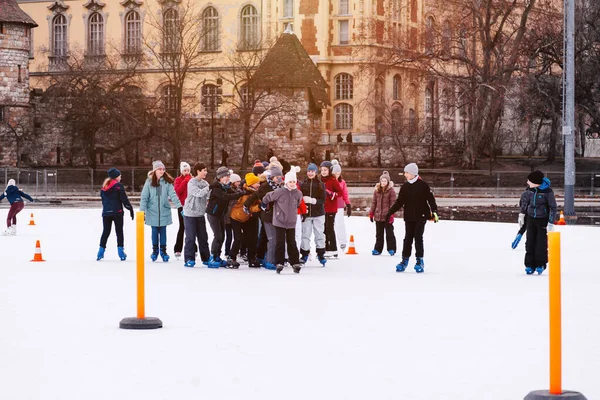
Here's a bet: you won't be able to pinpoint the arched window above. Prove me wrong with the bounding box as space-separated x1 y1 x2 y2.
334 73 353 100
163 8 179 53
162 85 177 112
52 14 68 57
202 7 220 51
283 0 294 18
425 88 432 114
87 13 104 56
393 74 402 100
408 108 417 135
442 20 452 56
125 11 141 54
240 5 259 50
334 103 353 129
425 16 435 54
458 25 467 57
391 107 403 136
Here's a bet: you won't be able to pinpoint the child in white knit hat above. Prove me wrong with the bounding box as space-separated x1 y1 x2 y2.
173 161 192 259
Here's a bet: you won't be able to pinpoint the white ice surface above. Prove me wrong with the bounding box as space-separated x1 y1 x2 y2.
0 209 598 400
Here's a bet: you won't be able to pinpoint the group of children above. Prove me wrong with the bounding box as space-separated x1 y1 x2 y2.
91 160 557 276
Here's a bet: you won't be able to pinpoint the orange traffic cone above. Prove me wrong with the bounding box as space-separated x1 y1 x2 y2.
556 211 566 225
31 240 46 262
346 235 358 255
28 213 36 226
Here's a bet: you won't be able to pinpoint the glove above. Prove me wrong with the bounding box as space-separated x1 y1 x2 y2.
303 196 317 205
518 213 525 228
301 214 307 222
180 210 185 217
326 189 337 200
243 205 250 215
432 212 439 223
388 215 394 224
547 223 554 232
369 213 374 223
260 202 268 211
129 208 135 220
346 204 352 217
511 233 523 249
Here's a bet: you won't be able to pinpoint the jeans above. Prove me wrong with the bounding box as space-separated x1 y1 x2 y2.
184 216 210 262
263 221 277 264
6 201 24 227
206 214 225 258
151 226 167 248
100 214 124 248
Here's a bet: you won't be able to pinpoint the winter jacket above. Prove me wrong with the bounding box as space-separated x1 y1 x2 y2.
183 178 210 218
387 177 438 222
206 181 244 218
231 184 262 223
321 174 342 214
174 174 192 206
262 187 303 229
336 178 351 209
100 180 133 217
520 178 557 222
224 185 243 224
300 177 326 217
370 182 397 222
244 176 280 224
0 185 33 204
140 177 182 227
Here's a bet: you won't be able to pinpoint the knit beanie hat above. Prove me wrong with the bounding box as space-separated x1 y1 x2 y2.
107 168 121 179
380 170 391 183
245 172 260 187
527 170 544 185
7 179 15 187
216 166 232 180
404 163 419 176
230 173 241 184
307 163 318 172
320 160 333 170
152 160 166 171
285 166 301 183
332 159 342 174
252 159 265 175
269 166 283 178
180 161 191 173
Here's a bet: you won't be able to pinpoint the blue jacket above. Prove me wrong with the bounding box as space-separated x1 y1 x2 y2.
0 185 33 204
520 178 557 223
100 180 133 217
140 177 182 227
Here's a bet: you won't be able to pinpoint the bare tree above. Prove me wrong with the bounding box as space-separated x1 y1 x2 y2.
0 112 32 168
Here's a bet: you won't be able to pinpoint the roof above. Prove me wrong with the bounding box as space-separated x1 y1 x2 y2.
0 0 38 27
252 32 330 109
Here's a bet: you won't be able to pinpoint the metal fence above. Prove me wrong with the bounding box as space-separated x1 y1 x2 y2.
1 167 600 198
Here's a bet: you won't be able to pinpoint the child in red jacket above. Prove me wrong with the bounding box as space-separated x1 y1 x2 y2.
173 162 193 258
320 160 342 257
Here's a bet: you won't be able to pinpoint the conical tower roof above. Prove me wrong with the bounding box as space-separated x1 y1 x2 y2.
253 31 330 109
0 0 38 27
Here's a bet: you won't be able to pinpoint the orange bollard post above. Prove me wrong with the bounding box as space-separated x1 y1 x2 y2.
120 211 162 330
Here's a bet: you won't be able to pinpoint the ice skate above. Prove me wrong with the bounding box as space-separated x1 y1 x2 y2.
174 252 181 260
184 260 196 268
276 264 284 274
150 246 159 262
159 246 170 262
292 264 302 274
96 247 105 261
414 257 425 273
396 257 409 272
117 246 127 261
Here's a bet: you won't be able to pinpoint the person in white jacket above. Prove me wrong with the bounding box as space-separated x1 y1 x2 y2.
331 160 351 250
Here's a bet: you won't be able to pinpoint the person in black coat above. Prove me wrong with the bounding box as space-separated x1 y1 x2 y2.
385 163 438 273
97 168 134 261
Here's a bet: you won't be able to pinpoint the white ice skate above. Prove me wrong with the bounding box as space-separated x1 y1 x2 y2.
1 226 15 236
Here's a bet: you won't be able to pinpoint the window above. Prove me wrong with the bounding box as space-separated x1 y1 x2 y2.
202 84 219 112
339 0 349 15
88 13 104 55
202 7 220 51
392 0 400 20
393 74 401 100
334 103 353 129
162 85 177 112
29 28 34 58
391 108 402 135
425 88 432 114
425 16 435 54
125 11 141 54
339 20 349 44
18 65 22 83
458 26 467 57
240 5 259 50
52 14 68 57
442 89 452 116
335 73 353 100
163 8 179 53
408 108 417 134
0 23 4 34
283 0 294 18
442 20 452 56
240 84 250 107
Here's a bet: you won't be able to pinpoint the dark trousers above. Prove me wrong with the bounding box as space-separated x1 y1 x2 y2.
324 212 337 252
207 214 225 258
275 226 300 265
6 201 24 227
224 223 233 256
374 221 397 253
99 214 124 248
257 221 268 260
184 216 210 263
174 207 185 254
525 217 549 267
231 216 259 260
402 220 426 258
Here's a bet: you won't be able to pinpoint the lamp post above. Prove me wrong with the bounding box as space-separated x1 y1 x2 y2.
376 120 383 168
201 78 223 169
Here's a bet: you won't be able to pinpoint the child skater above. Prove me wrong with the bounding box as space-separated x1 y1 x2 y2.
173 161 193 259
386 163 438 273
224 173 242 260
369 171 397 256
183 162 211 267
230 173 263 268
320 160 342 258
0 179 33 236
261 166 303 274
140 160 182 262
332 160 351 250
299 163 327 265
518 170 557 275
97 168 134 261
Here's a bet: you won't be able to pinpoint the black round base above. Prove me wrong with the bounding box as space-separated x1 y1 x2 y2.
525 390 588 400
119 317 163 330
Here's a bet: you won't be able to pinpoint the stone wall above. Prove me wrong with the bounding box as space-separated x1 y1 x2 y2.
0 23 31 106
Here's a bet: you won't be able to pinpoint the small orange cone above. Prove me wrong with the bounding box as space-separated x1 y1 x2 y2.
556 211 567 226
31 240 46 262
28 213 36 226
346 235 358 255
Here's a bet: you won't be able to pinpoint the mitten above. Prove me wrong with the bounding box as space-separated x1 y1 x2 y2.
388 215 394 224
180 210 185 217
346 204 352 217
433 212 439 223
518 213 525 228
511 233 522 249
303 196 317 205
260 202 268 211
369 213 374 223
